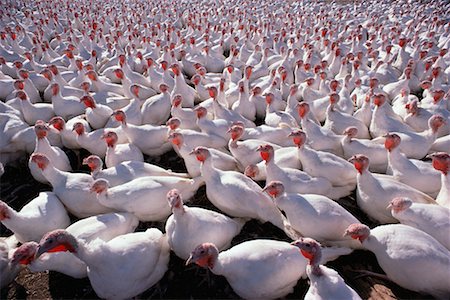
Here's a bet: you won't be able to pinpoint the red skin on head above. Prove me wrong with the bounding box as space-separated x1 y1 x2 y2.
330 80 338 91
208 87 217 99
16 91 27 100
87 71 97 81
228 126 243 141
51 84 59 95
432 153 449 175
49 65 58 75
73 123 85 135
118 55 125 66
81 96 96 108
384 134 400 152
195 107 207 119
113 111 125 123
430 115 445 132
239 82 245 93
169 134 182 147
102 132 117 148
192 75 201 86
300 249 314 261
349 155 368 174
373 95 385 106
289 131 306 147
172 96 182 107
19 70 29 79
12 243 38 265
245 66 252 79
171 65 180 76
14 80 24 90
49 117 64 131
265 94 274 105
265 187 278 197
344 224 369 242
159 84 168 93
260 150 270 162
13 61 23 69
35 122 48 139
65 50 74 59
114 69 124 79
297 103 309 118
0 202 10 220
131 85 139 97
45 242 76 254
194 254 214 268
244 165 257 178
167 118 180 130
433 91 445 103
83 158 98 172
31 154 49 170
195 154 205 162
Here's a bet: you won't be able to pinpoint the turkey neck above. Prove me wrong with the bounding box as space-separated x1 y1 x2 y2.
41 162 65 187
212 99 226 117
19 97 34 121
342 134 352 145
296 144 317 169
91 167 102 178
387 147 410 175
199 156 217 179
436 173 450 208
197 117 215 131
356 168 383 201
307 262 323 277
302 109 321 129
69 237 101 267
55 72 68 86
35 136 54 154
172 204 186 217
286 94 297 110
265 154 282 182
0 204 30 238
121 77 133 99
174 72 188 89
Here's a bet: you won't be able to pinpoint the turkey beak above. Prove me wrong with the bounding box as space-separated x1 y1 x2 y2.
343 230 350 237
35 245 47 259
185 254 194 266
386 203 393 210
290 240 300 247
425 153 435 160
188 150 196 155
261 185 269 193
82 158 89 165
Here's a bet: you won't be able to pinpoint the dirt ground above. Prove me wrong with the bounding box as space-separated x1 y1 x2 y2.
0 148 434 300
